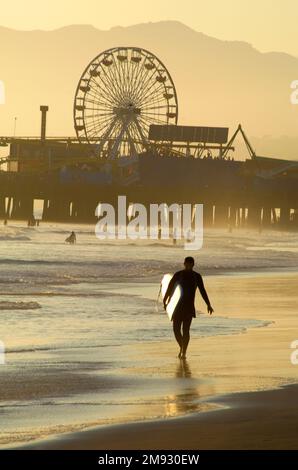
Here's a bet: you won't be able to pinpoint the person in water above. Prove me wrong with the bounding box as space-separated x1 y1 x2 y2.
65 231 76 244
163 256 213 359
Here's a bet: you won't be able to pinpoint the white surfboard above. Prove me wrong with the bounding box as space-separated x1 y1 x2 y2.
161 273 183 320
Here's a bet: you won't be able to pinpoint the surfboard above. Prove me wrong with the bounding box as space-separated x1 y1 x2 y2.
161 273 183 320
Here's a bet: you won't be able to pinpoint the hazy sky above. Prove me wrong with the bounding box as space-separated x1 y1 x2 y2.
0 0 297 56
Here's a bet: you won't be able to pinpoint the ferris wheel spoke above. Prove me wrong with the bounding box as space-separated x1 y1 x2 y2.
83 93 115 109
87 116 118 142
132 119 149 147
142 104 169 111
86 91 116 110
84 98 112 111
133 61 162 103
83 98 113 108
123 56 135 101
129 57 155 102
83 112 115 121
138 81 165 103
139 69 168 100
127 53 143 98
122 50 141 99
125 130 138 158
111 120 123 140
110 52 130 102
141 93 168 109
99 57 125 101
83 101 112 111
138 81 166 107
88 74 120 107
117 57 129 99
84 121 113 137
140 113 168 120
84 121 114 132
127 121 140 141
141 104 167 116
88 74 116 100
84 87 116 109
139 113 169 127
77 93 113 113
136 122 150 142
107 52 130 103
128 52 144 100
84 113 115 130
141 107 167 116
126 58 135 100
92 80 121 108
83 108 114 115
84 101 113 113
99 63 124 104
137 116 151 133
83 89 115 107
104 56 127 104
131 62 157 104
85 112 115 127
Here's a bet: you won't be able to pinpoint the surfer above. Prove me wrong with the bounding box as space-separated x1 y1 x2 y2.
163 256 213 359
65 231 76 244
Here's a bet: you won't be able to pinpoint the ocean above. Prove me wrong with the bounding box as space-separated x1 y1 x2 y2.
0 222 297 446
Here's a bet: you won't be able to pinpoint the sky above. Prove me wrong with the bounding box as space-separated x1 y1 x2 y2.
0 0 297 56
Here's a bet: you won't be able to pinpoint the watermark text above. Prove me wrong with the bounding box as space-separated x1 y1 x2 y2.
0 341 5 365
290 340 298 365
95 196 203 250
0 80 5 105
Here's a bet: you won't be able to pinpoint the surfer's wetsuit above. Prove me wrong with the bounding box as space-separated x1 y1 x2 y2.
164 270 211 354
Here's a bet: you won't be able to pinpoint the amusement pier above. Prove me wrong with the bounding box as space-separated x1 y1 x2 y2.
0 46 297 229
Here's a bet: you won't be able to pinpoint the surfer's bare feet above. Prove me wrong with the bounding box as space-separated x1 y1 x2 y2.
181 354 187 360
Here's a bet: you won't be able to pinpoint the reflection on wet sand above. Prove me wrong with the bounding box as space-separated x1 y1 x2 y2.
164 360 216 417
176 359 192 378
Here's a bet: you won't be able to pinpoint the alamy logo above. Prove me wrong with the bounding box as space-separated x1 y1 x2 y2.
95 196 203 250
0 81 5 104
290 340 298 365
290 80 298 104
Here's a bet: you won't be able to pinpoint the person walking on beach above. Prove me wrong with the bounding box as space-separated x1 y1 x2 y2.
163 257 213 359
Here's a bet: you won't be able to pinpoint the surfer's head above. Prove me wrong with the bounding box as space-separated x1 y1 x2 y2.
184 256 194 270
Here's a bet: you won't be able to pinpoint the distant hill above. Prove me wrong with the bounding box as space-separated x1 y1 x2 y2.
0 21 298 159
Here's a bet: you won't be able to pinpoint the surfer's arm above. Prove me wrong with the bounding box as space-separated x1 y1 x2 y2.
196 274 214 314
163 273 178 308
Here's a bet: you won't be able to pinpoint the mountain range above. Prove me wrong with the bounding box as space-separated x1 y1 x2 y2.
0 21 298 159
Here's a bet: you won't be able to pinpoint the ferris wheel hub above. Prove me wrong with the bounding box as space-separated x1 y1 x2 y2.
113 106 141 117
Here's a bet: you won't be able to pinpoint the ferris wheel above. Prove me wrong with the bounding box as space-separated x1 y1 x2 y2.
74 47 178 158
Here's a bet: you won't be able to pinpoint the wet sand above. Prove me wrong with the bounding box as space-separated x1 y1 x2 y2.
16 272 298 450
22 385 298 450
